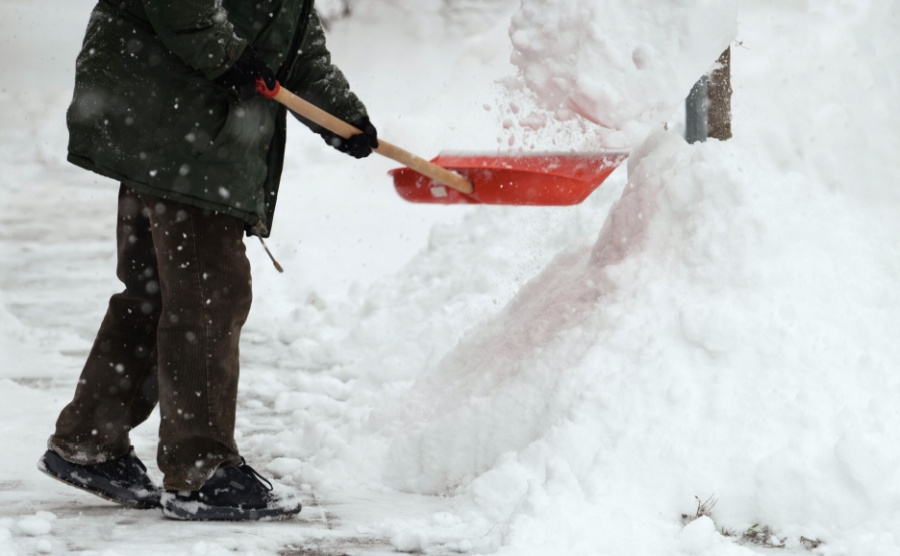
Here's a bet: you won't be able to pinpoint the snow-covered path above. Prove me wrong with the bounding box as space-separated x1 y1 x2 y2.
0 172 393 555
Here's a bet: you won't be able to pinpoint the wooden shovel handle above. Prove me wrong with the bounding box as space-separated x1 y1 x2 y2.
259 81 474 195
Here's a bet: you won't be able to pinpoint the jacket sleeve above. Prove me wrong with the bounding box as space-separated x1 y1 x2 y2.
141 0 248 79
284 9 368 131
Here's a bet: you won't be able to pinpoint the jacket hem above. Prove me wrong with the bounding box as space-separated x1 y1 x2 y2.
66 152 268 237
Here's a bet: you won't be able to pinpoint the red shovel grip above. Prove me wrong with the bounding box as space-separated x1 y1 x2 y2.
255 78 281 99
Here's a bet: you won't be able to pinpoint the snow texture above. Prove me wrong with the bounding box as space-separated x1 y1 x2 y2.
507 0 737 147
2 0 900 555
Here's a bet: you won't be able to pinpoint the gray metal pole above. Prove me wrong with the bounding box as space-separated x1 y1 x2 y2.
685 76 709 144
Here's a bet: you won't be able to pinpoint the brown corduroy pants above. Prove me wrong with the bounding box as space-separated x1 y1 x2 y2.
49 185 251 490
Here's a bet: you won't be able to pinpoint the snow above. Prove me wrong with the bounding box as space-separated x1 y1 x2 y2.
2 0 900 555
15 514 54 537
508 0 738 145
390 529 430 553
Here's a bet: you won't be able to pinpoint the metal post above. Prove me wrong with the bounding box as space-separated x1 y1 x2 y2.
685 76 709 144
708 48 733 141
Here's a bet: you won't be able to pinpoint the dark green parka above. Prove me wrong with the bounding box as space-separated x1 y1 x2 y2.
67 0 367 237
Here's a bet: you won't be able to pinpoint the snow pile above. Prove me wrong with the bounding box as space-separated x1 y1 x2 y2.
377 127 900 553
506 0 737 145
250 2 900 553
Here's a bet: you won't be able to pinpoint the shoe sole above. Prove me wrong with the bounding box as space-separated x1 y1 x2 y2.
162 500 303 521
38 452 160 510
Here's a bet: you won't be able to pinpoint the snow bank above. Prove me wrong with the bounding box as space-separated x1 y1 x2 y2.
506 0 737 146
265 3 900 553
380 127 900 553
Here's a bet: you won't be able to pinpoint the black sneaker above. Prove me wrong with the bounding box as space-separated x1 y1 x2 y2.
38 448 162 509
161 460 302 521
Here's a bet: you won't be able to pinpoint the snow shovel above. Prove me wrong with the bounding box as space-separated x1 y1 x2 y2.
259 81 627 205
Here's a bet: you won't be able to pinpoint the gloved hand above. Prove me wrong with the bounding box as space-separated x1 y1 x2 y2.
214 47 277 101
319 117 378 159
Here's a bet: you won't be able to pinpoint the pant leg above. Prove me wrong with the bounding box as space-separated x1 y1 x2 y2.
139 194 251 491
50 186 162 463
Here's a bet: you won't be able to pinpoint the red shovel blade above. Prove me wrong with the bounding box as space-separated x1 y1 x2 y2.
389 152 627 205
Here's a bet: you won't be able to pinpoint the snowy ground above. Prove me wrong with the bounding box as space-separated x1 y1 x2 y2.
2 0 900 555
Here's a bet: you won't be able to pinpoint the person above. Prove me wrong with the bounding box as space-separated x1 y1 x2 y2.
37 0 377 521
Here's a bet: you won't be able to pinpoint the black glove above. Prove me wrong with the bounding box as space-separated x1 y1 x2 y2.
214 47 277 101
320 117 378 159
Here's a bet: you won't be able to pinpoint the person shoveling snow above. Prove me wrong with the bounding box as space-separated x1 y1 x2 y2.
38 0 378 521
